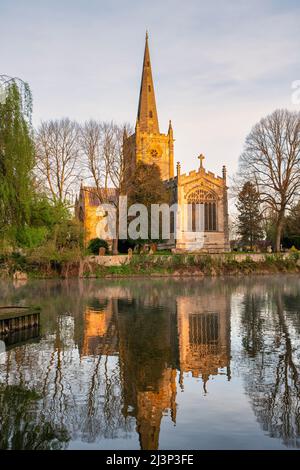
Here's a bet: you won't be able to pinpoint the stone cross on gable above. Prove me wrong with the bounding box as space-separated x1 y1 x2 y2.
198 153 205 169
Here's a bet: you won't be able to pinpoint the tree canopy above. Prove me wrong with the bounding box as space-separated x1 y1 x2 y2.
239 109 300 251
127 162 170 208
0 80 35 242
236 181 263 250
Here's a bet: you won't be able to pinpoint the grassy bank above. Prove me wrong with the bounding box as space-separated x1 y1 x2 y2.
1 252 300 279
84 253 300 278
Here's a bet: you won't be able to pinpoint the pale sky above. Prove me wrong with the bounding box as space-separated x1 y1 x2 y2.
1 0 300 179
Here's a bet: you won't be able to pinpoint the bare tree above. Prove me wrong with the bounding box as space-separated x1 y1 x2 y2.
35 118 81 205
239 109 300 251
80 121 132 254
80 120 108 197
106 122 132 253
106 122 132 192
80 121 132 194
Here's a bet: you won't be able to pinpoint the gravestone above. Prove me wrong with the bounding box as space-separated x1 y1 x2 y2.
150 243 157 253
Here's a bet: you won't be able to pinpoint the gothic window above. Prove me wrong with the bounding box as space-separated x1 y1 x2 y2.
149 110 153 118
187 189 217 232
189 314 219 346
188 313 220 357
148 85 151 92
170 211 175 235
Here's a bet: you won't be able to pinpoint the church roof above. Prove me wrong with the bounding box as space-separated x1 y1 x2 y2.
137 32 160 134
81 186 118 206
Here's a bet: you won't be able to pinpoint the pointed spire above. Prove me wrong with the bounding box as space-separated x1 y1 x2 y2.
137 32 159 134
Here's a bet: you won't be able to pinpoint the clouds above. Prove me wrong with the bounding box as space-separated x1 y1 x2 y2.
0 0 299 176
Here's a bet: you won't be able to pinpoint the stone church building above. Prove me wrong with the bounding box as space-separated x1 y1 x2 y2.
77 33 230 253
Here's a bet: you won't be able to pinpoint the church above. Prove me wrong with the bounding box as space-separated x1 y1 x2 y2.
77 33 230 253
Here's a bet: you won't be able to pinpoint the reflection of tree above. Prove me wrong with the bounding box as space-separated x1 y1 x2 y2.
281 291 300 335
240 282 300 448
118 299 176 392
240 293 265 357
0 310 132 447
0 277 234 449
0 385 69 449
88 298 109 311
79 302 131 442
4 276 300 449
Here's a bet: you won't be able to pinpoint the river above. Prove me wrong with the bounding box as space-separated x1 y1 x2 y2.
0 275 300 450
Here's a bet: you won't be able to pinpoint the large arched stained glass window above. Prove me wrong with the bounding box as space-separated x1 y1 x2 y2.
187 189 217 232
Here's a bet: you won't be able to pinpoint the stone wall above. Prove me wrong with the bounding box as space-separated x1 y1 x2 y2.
85 255 130 267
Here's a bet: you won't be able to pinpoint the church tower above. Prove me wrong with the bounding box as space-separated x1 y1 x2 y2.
124 32 174 182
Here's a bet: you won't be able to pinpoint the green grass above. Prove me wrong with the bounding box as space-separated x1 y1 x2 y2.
1 251 299 279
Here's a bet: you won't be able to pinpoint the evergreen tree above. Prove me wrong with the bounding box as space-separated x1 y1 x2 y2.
236 181 263 250
127 162 170 242
127 162 169 207
282 201 300 249
0 80 35 243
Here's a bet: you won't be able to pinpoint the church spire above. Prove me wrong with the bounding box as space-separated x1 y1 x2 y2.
137 32 160 134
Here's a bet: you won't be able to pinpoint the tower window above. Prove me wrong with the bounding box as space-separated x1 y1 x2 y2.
148 85 151 92
149 110 153 118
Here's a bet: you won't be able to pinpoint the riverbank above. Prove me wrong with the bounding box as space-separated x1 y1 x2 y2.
1 252 300 279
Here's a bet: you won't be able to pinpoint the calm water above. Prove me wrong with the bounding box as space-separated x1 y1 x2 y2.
0 276 300 450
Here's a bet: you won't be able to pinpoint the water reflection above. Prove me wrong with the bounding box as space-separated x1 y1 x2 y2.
239 283 300 448
0 276 299 449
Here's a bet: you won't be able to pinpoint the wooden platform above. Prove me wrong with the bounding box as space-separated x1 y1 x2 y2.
0 306 40 335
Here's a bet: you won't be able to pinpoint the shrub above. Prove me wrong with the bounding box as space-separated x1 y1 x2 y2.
118 238 136 254
54 219 83 251
10 251 27 270
282 236 300 250
88 238 109 255
16 226 48 248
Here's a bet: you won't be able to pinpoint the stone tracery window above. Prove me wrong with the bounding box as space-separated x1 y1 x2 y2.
187 188 217 232
189 313 219 345
188 189 216 203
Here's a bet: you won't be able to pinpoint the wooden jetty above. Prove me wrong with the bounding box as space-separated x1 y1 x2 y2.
0 306 40 337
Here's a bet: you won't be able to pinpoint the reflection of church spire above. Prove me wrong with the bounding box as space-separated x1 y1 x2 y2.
136 369 177 450
202 375 208 395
